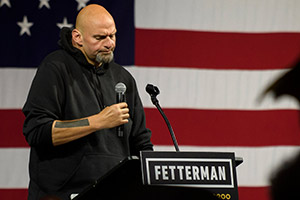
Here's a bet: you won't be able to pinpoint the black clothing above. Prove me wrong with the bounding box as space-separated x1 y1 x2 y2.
264 58 300 103
22 27 153 200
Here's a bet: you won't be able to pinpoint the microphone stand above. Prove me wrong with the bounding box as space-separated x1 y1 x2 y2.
147 85 180 152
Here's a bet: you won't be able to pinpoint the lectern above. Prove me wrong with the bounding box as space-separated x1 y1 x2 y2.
140 151 241 200
73 151 241 200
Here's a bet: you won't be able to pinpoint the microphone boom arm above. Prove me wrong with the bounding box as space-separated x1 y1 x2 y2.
146 84 180 152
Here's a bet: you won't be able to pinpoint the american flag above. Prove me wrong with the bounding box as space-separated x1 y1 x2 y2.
1 0 300 199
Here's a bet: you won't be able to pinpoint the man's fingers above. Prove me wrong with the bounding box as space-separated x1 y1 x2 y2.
121 108 129 114
118 102 128 108
122 113 130 120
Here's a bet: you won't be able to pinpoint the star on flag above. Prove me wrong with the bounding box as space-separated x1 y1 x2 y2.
0 0 11 8
76 0 89 11
17 16 34 36
57 17 73 29
39 0 50 9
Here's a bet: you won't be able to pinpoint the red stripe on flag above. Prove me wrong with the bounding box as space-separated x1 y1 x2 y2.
135 28 300 70
238 187 271 200
0 110 28 147
145 108 300 146
0 189 28 199
2 108 300 147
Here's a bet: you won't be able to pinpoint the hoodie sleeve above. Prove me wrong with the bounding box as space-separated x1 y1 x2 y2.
22 60 65 148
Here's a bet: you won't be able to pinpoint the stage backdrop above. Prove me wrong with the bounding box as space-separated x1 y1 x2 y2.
1 0 300 199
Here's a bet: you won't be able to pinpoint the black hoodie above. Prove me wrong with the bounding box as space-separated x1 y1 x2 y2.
22 27 153 200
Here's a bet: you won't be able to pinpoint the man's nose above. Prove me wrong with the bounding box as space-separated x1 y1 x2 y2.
103 37 115 49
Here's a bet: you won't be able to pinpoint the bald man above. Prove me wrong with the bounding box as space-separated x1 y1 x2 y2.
72 4 116 67
23 4 153 200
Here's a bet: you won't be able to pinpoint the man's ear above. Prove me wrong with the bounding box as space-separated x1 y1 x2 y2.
72 29 83 47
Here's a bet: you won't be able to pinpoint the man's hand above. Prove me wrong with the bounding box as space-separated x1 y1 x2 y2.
90 102 130 130
52 102 130 146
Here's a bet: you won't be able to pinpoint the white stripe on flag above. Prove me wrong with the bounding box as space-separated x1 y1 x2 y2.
126 66 298 110
1 67 298 110
135 0 300 32
0 148 29 188
1 146 300 188
0 68 36 109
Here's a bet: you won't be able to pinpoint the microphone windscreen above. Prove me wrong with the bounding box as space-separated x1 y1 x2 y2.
146 84 160 96
115 82 126 94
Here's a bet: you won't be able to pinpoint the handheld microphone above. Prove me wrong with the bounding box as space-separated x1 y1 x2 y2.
115 82 126 137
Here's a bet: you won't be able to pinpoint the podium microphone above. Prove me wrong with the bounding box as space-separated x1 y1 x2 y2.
146 84 180 152
115 82 126 137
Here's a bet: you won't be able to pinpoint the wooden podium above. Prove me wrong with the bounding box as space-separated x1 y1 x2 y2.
73 151 241 200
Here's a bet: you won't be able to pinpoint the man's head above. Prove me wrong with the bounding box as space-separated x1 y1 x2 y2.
72 4 116 67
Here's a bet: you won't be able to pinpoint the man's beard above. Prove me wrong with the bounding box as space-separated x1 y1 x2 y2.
95 51 114 64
